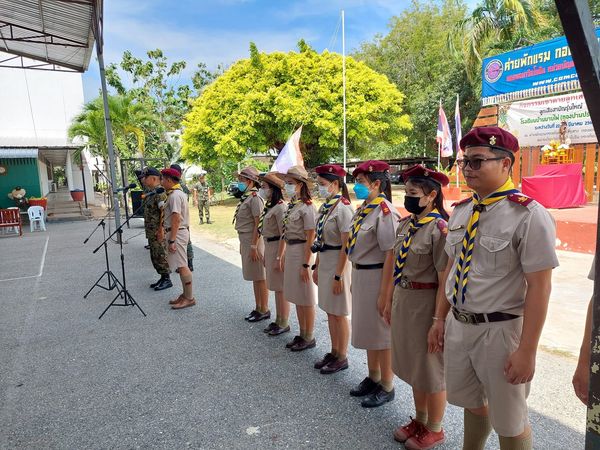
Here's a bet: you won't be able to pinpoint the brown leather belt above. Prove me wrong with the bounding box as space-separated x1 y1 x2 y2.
353 263 384 270
165 227 188 232
265 236 281 242
399 279 438 290
452 307 520 325
286 239 307 245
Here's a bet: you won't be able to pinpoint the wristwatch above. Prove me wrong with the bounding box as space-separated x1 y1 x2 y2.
302 263 310 269
334 275 342 281
168 240 175 244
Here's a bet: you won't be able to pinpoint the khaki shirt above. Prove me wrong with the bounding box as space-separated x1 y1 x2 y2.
348 199 400 265
318 200 354 246
234 192 264 233
262 201 286 239
394 216 448 284
284 201 316 241
163 189 189 230
444 196 559 315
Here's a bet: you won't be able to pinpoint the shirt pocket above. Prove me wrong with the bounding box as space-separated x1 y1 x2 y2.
446 229 464 258
473 234 512 277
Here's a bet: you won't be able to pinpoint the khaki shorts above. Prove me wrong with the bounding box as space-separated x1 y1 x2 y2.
167 229 189 271
444 315 530 437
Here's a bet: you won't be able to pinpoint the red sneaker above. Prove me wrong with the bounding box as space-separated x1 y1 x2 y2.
405 427 445 450
393 418 424 443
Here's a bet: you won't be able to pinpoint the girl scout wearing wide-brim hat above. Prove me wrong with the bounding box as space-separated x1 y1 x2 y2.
233 166 270 323
311 164 354 375
275 165 318 352
386 164 450 449
257 172 291 336
346 160 399 408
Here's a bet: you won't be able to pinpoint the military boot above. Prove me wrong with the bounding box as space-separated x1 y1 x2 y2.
150 276 163 289
154 275 173 291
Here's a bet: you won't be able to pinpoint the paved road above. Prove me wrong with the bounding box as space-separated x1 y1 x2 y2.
0 220 587 448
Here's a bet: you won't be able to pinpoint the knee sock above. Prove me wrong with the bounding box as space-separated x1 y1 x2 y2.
415 410 428 425
426 420 443 433
275 315 282 326
279 316 289 328
463 410 492 450
368 369 381 383
180 273 193 299
499 434 532 450
300 328 306 340
304 329 314 341
380 379 394 392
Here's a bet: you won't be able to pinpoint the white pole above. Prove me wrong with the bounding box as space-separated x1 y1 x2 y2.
456 93 460 187
342 9 347 171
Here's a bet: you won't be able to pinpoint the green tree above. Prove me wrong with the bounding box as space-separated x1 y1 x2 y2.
355 0 478 157
182 41 411 168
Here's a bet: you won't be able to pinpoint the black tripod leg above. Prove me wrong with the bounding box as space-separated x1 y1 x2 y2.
84 271 110 298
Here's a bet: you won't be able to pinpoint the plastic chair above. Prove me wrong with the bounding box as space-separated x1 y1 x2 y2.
28 206 46 232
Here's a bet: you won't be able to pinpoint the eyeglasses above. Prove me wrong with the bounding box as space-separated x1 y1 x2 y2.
455 157 505 170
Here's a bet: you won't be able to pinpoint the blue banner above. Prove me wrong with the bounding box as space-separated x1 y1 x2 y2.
482 28 600 103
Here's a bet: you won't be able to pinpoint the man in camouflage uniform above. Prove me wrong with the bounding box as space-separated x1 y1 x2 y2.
141 167 173 291
193 172 212 224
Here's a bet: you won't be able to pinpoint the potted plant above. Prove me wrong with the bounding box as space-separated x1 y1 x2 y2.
70 189 85 202
28 196 48 209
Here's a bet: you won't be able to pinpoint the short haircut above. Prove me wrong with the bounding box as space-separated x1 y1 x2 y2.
490 147 515 168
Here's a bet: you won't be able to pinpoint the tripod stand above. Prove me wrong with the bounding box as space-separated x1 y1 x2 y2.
93 202 147 319
83 210 123 298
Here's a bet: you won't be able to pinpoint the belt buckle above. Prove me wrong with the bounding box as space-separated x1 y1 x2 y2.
455 309 477 325
399 277 409 289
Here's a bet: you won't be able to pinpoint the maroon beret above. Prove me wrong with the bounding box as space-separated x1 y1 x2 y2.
315 164 347 178
402 164 449 187
161 167 181 180
352 160 390 178
460 126 519 153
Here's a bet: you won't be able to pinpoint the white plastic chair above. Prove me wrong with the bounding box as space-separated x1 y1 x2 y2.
28 206 46 232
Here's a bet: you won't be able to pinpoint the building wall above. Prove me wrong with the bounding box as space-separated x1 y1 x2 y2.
0 157 41 208
38 158 49 196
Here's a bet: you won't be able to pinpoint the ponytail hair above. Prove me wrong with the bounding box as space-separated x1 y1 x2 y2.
299 182 312 202
408 177 450 220
267 183 284 208
365 171 392 201
318 173 350 202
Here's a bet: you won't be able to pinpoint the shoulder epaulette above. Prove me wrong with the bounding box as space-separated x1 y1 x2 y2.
277 200 284 204
452 197 472 207
380 202 391 215
341 197 351 205
507 193 534 207
304 199 312 205
436 218 449 236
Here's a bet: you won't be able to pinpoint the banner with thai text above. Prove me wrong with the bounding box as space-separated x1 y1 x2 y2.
498 92 598 147
482 28 600 104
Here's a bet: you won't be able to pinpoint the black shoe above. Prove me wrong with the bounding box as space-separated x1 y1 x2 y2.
245 310 259 321
154 277 173 291
320 358 349 374
285 335 302 348
290 338 316 352
268 325 290 336
206 220 213 224
144 244 151 249
263 322 277 333
350 377 379 397
199 220 204 225
314 352 336 369
248 310 271 322
361 385 395 408
150 277 163 289
188 261 194 272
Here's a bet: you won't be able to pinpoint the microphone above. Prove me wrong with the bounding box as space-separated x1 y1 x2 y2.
116 183 137 192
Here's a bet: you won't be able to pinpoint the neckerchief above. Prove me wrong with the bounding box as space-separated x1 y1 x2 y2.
232 190 255 225
393 210 443 285
451 178 519 304
281 198 302 238
315 194 341 243
258 200 278 236
346 194 386 255
166 183 182 195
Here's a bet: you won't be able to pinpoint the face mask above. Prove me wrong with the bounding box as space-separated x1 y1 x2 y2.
404 195 427 215
258 187 271 199
353 182 370 200
284 183 297 197
237 181 248 193
318 183 331 198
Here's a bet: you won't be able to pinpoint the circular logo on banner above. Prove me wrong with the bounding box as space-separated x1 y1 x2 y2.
484 59 503 83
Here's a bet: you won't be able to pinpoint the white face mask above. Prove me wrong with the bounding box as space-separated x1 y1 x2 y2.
318 183 331 198
258 187 271 199
284 183 297 197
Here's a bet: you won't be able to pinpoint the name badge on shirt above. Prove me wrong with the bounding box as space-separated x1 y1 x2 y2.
449 225 465 232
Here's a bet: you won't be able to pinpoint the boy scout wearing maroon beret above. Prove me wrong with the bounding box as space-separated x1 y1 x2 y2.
430 127 558 450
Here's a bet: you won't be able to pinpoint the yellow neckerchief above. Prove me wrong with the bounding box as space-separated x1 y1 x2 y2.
346 193 386 255
394 209 443 284
451 178 520 305
166 183 182 194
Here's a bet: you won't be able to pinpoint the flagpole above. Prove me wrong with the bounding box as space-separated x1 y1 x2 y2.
342 9 347 171
456 93 460 187
438 98 442 170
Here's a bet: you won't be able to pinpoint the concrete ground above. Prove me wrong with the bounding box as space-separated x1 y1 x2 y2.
0 219 591 449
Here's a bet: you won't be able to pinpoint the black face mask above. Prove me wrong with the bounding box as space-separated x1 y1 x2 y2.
404 195 426 215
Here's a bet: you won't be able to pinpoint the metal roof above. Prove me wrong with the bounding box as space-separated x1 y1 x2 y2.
0 0 100 72
0 148 38 158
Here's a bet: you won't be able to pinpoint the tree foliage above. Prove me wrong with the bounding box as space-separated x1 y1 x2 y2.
182 41 411 168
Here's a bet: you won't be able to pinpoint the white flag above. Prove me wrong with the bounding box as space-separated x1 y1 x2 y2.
271 126 304 173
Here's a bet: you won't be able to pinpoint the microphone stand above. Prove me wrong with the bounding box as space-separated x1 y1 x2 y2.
83 206 123 299
93 200 148 319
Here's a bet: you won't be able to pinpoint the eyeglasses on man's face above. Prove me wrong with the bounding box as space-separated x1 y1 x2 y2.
455 157 506 170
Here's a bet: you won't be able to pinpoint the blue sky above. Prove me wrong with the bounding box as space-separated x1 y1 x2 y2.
83 0 477 100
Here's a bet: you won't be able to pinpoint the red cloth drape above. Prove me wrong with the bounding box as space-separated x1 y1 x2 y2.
521 163 587 209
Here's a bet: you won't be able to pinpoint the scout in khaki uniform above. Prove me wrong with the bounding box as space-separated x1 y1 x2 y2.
275 165 317 352
311 164 354 375
347 160 399 408
141 167 172 291
384 165 450 449
257 172 290 336
429 127 558 450
572 257 596 405
160 166 196 310
234 167 270 322
193 172 212 224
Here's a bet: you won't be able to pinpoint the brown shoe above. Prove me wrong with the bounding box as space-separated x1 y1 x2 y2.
169 294 184 305
290 338 316 352
171 297 196 309
314 352 336 369
320 358 349 374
